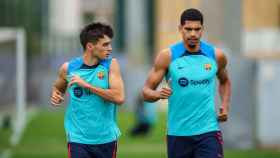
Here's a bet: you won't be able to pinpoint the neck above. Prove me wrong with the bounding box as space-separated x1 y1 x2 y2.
83 51 99 66
184 42 200 53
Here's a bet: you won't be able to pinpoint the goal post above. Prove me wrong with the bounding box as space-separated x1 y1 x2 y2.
0 28 26 146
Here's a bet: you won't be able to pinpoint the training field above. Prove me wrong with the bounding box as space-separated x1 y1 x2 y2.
1 108 280 158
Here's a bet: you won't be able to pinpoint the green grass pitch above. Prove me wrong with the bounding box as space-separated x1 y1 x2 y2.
1 108 279 158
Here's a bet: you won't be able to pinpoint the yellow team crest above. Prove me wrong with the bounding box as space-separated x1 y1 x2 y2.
204 63 212 71
97 71 105 80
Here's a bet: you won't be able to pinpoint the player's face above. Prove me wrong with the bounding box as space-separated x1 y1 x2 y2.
179 20 203 48
91 35 112 60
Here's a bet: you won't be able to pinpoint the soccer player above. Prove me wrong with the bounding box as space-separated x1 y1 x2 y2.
142 8 231 158
50 22 125 158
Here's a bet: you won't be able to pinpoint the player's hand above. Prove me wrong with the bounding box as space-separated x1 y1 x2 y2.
158 87 172 99
218 106 228 122
69 75 89 88
50 88 64 106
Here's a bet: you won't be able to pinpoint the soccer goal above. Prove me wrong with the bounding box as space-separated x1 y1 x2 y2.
0 28 26 146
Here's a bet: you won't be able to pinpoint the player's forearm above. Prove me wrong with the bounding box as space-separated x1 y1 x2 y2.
52 81 67 94
85 84 125 105
219 78 231 109
142 87 160 102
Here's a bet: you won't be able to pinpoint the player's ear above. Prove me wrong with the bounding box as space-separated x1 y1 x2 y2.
86 42 94 50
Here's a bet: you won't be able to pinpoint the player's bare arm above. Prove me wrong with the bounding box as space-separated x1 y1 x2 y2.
216 48 232 122
69 58 125 105
50 62 68 106
142 49 172 102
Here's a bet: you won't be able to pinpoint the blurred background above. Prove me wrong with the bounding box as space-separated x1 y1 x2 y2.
0 0 280 157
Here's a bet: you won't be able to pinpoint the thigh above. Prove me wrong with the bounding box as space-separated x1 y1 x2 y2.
167 135 194 158
194 131 224 158
68 142 91 158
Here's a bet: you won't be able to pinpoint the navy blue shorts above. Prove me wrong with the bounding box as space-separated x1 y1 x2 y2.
167 131 223 158
67 141 117 158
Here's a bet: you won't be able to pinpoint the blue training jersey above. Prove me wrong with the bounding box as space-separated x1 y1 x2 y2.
166 40 219 136
65 56 120 144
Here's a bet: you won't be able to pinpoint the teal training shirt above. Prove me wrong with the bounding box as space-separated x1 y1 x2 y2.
65 56 120 144
166 40 219 136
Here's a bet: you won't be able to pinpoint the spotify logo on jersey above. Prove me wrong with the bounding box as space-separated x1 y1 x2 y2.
178 77 210 87
178 77 189 87
73 87 83 98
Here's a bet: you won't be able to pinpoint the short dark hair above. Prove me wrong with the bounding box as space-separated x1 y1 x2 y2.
180 8 203 25
79 22 113 50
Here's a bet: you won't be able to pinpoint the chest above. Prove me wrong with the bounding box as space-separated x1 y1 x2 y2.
67 66 109 89
169 55 217 81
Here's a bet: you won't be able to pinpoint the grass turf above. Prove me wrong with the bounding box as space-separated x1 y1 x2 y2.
2 108 279 158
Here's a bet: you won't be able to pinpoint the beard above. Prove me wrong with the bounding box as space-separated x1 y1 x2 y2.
187 37 199 48
188 43 196 48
